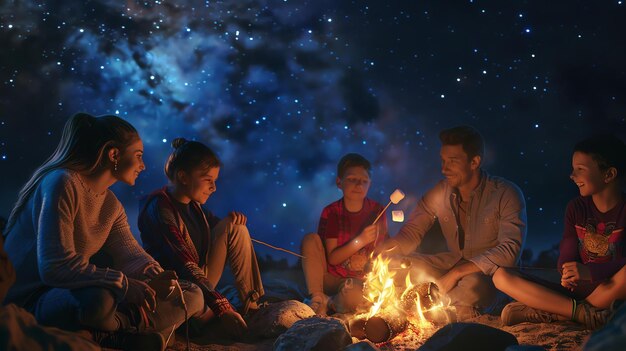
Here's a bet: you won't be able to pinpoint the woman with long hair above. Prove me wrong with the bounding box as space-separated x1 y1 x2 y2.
3 113 205 350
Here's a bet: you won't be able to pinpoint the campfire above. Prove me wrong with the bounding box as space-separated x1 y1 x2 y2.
349 254 454 344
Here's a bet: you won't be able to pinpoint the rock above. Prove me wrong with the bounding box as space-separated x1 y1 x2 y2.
584 301 626 350
417 322 518 351
343 340 380 351
273 316 352 351
247 300 315 338
0 304 100 351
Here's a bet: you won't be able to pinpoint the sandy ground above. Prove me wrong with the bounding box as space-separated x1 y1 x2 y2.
168 314 591 351
167 268 592 350
379 314 591 351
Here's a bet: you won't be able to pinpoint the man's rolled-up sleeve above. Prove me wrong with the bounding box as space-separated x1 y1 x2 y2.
393 183 442 255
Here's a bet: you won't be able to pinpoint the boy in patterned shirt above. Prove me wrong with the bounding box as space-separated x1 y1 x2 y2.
301 153 388 315
494 135 626 329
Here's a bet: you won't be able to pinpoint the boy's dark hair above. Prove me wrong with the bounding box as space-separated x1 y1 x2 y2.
574 135 626 182
439 125 485 160
165 138 221 181
337 153 371 179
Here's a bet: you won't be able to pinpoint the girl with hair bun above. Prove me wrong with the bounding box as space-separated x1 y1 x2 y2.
2 113 205 350
139 137 264 339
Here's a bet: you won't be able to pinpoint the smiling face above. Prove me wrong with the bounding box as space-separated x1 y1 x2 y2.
337 166 371 203
440 144 480 189
177 166 220 204
570 151 608 197
114 138 145 186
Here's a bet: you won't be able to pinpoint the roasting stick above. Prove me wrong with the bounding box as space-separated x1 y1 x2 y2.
251 238 306 258
372 189 405 245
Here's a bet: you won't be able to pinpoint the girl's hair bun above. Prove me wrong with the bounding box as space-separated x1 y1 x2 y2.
171 137 188 149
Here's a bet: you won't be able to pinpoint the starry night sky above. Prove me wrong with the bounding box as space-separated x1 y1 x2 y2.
1 1 625 263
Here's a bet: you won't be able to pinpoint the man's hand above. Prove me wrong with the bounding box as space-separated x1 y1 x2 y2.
126 278 157 312
228 211 247 226
219 309 248 338
436 261 481 294
436 271 460 294
561 261 591 289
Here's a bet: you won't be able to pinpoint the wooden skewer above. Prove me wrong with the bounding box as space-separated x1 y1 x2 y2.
372 201 392 245
372 200 391 245
251 238 306 258
372 189 405 246
372 200 392 225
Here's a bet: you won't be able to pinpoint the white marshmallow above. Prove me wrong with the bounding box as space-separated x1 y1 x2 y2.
392 210 404 222
389 189 405 204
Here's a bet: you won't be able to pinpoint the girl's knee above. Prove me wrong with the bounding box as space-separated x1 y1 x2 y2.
301 233 322 250
215 219 251 245
229 223 250 239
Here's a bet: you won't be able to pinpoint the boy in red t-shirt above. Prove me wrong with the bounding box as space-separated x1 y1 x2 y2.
301 153 388 315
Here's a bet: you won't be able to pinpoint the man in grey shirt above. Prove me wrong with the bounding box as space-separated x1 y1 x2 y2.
379 125 527 319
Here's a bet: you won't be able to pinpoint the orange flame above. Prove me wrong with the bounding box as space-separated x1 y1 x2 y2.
359 254 450 337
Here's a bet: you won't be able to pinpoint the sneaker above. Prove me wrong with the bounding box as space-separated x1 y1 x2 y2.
501 301 557 326
305 293 329 316
92 330 165 351
576 301 611 330
239 290 260 316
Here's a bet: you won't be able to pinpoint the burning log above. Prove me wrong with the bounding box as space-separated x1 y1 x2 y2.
359 253 449 343
401 282 441 312
363 315 409 343
348 317 367 340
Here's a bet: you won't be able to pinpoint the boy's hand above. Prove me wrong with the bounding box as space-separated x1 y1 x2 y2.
357 224 378 246
561 279 576 291
348 254 368 271
561 261 591 286
228 211 247 225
